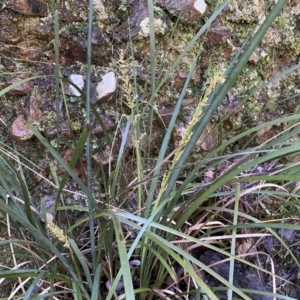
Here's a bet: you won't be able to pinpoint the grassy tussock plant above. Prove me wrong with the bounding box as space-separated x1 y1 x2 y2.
1 0 300 299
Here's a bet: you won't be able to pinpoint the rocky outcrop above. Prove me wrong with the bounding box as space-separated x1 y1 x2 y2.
0 1 299 162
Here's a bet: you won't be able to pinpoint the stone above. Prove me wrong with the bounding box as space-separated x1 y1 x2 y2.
61 147 74 163
172 121 186 148
92 113 115 135
106 278 124 293
92 147 112 165
249 52 260 65
0 52 17 71
206 24 231 45
32 17 55 41
173 71 188 89
60 123 72 139
14 42 43 61
249 48 268 65
255 125 282 145
156 108 174 127
10 115 33 141
256 125 273 143
46 123 73 139
65 74 84 97
59 39 87 65
0 73 32 95
182 98 195 106
172 120 217 151
96 72 117 102
278 228 294 240
196 122 217 151
92 26 109 45
6 0 48 16
219 97 243 120
25 94 42 123
156 0 206 23
45 128 57 139
39 195 55 213
173 70 201 89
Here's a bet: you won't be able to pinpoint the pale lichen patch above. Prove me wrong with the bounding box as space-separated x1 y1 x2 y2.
93 0 108 20
139 17 167 37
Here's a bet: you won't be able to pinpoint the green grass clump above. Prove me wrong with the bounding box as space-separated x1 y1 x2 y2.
1 0 300 299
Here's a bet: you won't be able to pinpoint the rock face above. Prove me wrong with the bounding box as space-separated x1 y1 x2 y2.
0 1 299 164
